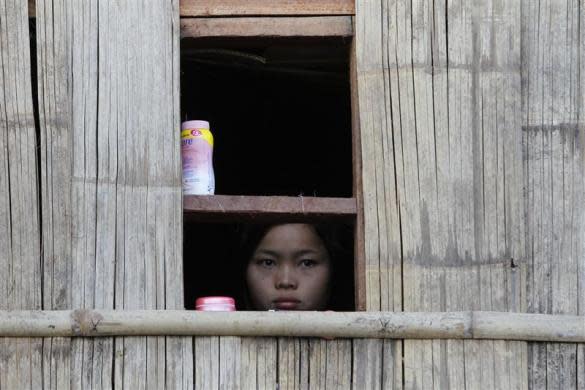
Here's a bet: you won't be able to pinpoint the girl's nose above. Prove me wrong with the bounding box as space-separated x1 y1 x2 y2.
275 265 297 289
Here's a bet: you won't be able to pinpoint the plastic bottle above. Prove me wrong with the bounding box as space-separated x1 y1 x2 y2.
195 296 236 311
181 120 215 195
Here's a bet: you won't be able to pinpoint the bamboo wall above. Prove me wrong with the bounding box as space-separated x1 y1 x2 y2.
357 0 584 388
0 0 583 389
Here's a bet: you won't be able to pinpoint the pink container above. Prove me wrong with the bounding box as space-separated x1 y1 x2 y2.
195 296 236 311
181 120 215 195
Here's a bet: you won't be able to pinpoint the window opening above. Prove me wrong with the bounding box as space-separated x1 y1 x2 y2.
181 37 352 197
181 35 355 310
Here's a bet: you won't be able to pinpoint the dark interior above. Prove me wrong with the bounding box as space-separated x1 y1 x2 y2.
181 36 354 310
183 222 355 311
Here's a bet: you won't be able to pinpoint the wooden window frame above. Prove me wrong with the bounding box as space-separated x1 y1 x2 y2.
181 10 365 311
29 0 355 18
179 0 355 17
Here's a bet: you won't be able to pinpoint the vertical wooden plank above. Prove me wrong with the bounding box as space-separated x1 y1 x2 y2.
279 338 353 390
325 340 352 389
352 339 385 390
194 337 219 389
356 0 530 388
355 0 402 386
0 0 42 387
351 30 367 313
194 337 275 390
278 337 304 390
240 337 278 389
523 0 585 388
309 339 328 389
239 338 258 390
355 0 402 315
578 345 585 390
219 336 241 389
36 0 191 388
0 0 41 313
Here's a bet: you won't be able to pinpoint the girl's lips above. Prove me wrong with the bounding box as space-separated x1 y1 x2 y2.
273 299 300 310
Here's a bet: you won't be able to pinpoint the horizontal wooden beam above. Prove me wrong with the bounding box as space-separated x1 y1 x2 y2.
29 1 355 18
2 310 585 342
184 195 357 223
181 16 353 38
28 1 355 18
180 0 355 17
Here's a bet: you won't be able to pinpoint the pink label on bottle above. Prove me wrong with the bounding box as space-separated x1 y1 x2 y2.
182 136 214 195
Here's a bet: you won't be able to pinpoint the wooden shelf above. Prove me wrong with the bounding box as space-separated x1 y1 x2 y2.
184 195 356 223
180 0 355 17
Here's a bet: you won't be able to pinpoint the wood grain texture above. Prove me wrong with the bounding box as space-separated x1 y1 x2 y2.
354 0 404 384
0 0 41 312
194 336 279 389
356 0 529 387
180 0 355 17
36 0 192 387
277 338 352 389
184 195 356 223
355 0 402 315
181 16 353 38
350 35 367 311
523 0 585 388
0 0 42 387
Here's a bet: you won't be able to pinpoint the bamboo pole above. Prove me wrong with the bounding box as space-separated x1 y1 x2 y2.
0 310 584 342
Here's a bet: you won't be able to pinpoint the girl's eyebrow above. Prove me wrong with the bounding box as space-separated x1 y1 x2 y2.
254 249 319 257
254 249 279 257
294 249 318 257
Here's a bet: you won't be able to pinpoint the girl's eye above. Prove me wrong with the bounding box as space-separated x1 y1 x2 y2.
300 259 317 268
257 259 276 267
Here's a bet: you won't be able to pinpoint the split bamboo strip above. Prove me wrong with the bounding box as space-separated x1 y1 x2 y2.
522 0 585 388
0 0 42 388
1 311 584 342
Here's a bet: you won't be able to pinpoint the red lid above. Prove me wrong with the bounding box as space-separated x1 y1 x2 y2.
195 296 236 311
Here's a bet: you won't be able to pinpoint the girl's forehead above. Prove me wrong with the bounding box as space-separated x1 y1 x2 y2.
257 223 326 251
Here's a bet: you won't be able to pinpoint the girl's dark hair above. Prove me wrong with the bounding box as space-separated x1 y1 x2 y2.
236 222 352 310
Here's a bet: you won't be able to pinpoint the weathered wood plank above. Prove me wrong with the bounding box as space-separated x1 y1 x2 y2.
278 337 306 389
278 338 353 389
184 195 357 223
219 336 241 388
194 337 220 389
35 0 75 385
350 33 367 311
36 0 192 387
523 0 585 388
436 0 527 386
355 0 529 387
0 0 41 313
0 0 42 387
181 16 353 38
180 0 355 17
355 0 402 315
239 337 278 389
352 339 385 390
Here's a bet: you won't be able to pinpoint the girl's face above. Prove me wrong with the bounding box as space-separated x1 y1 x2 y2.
246 224 331 311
